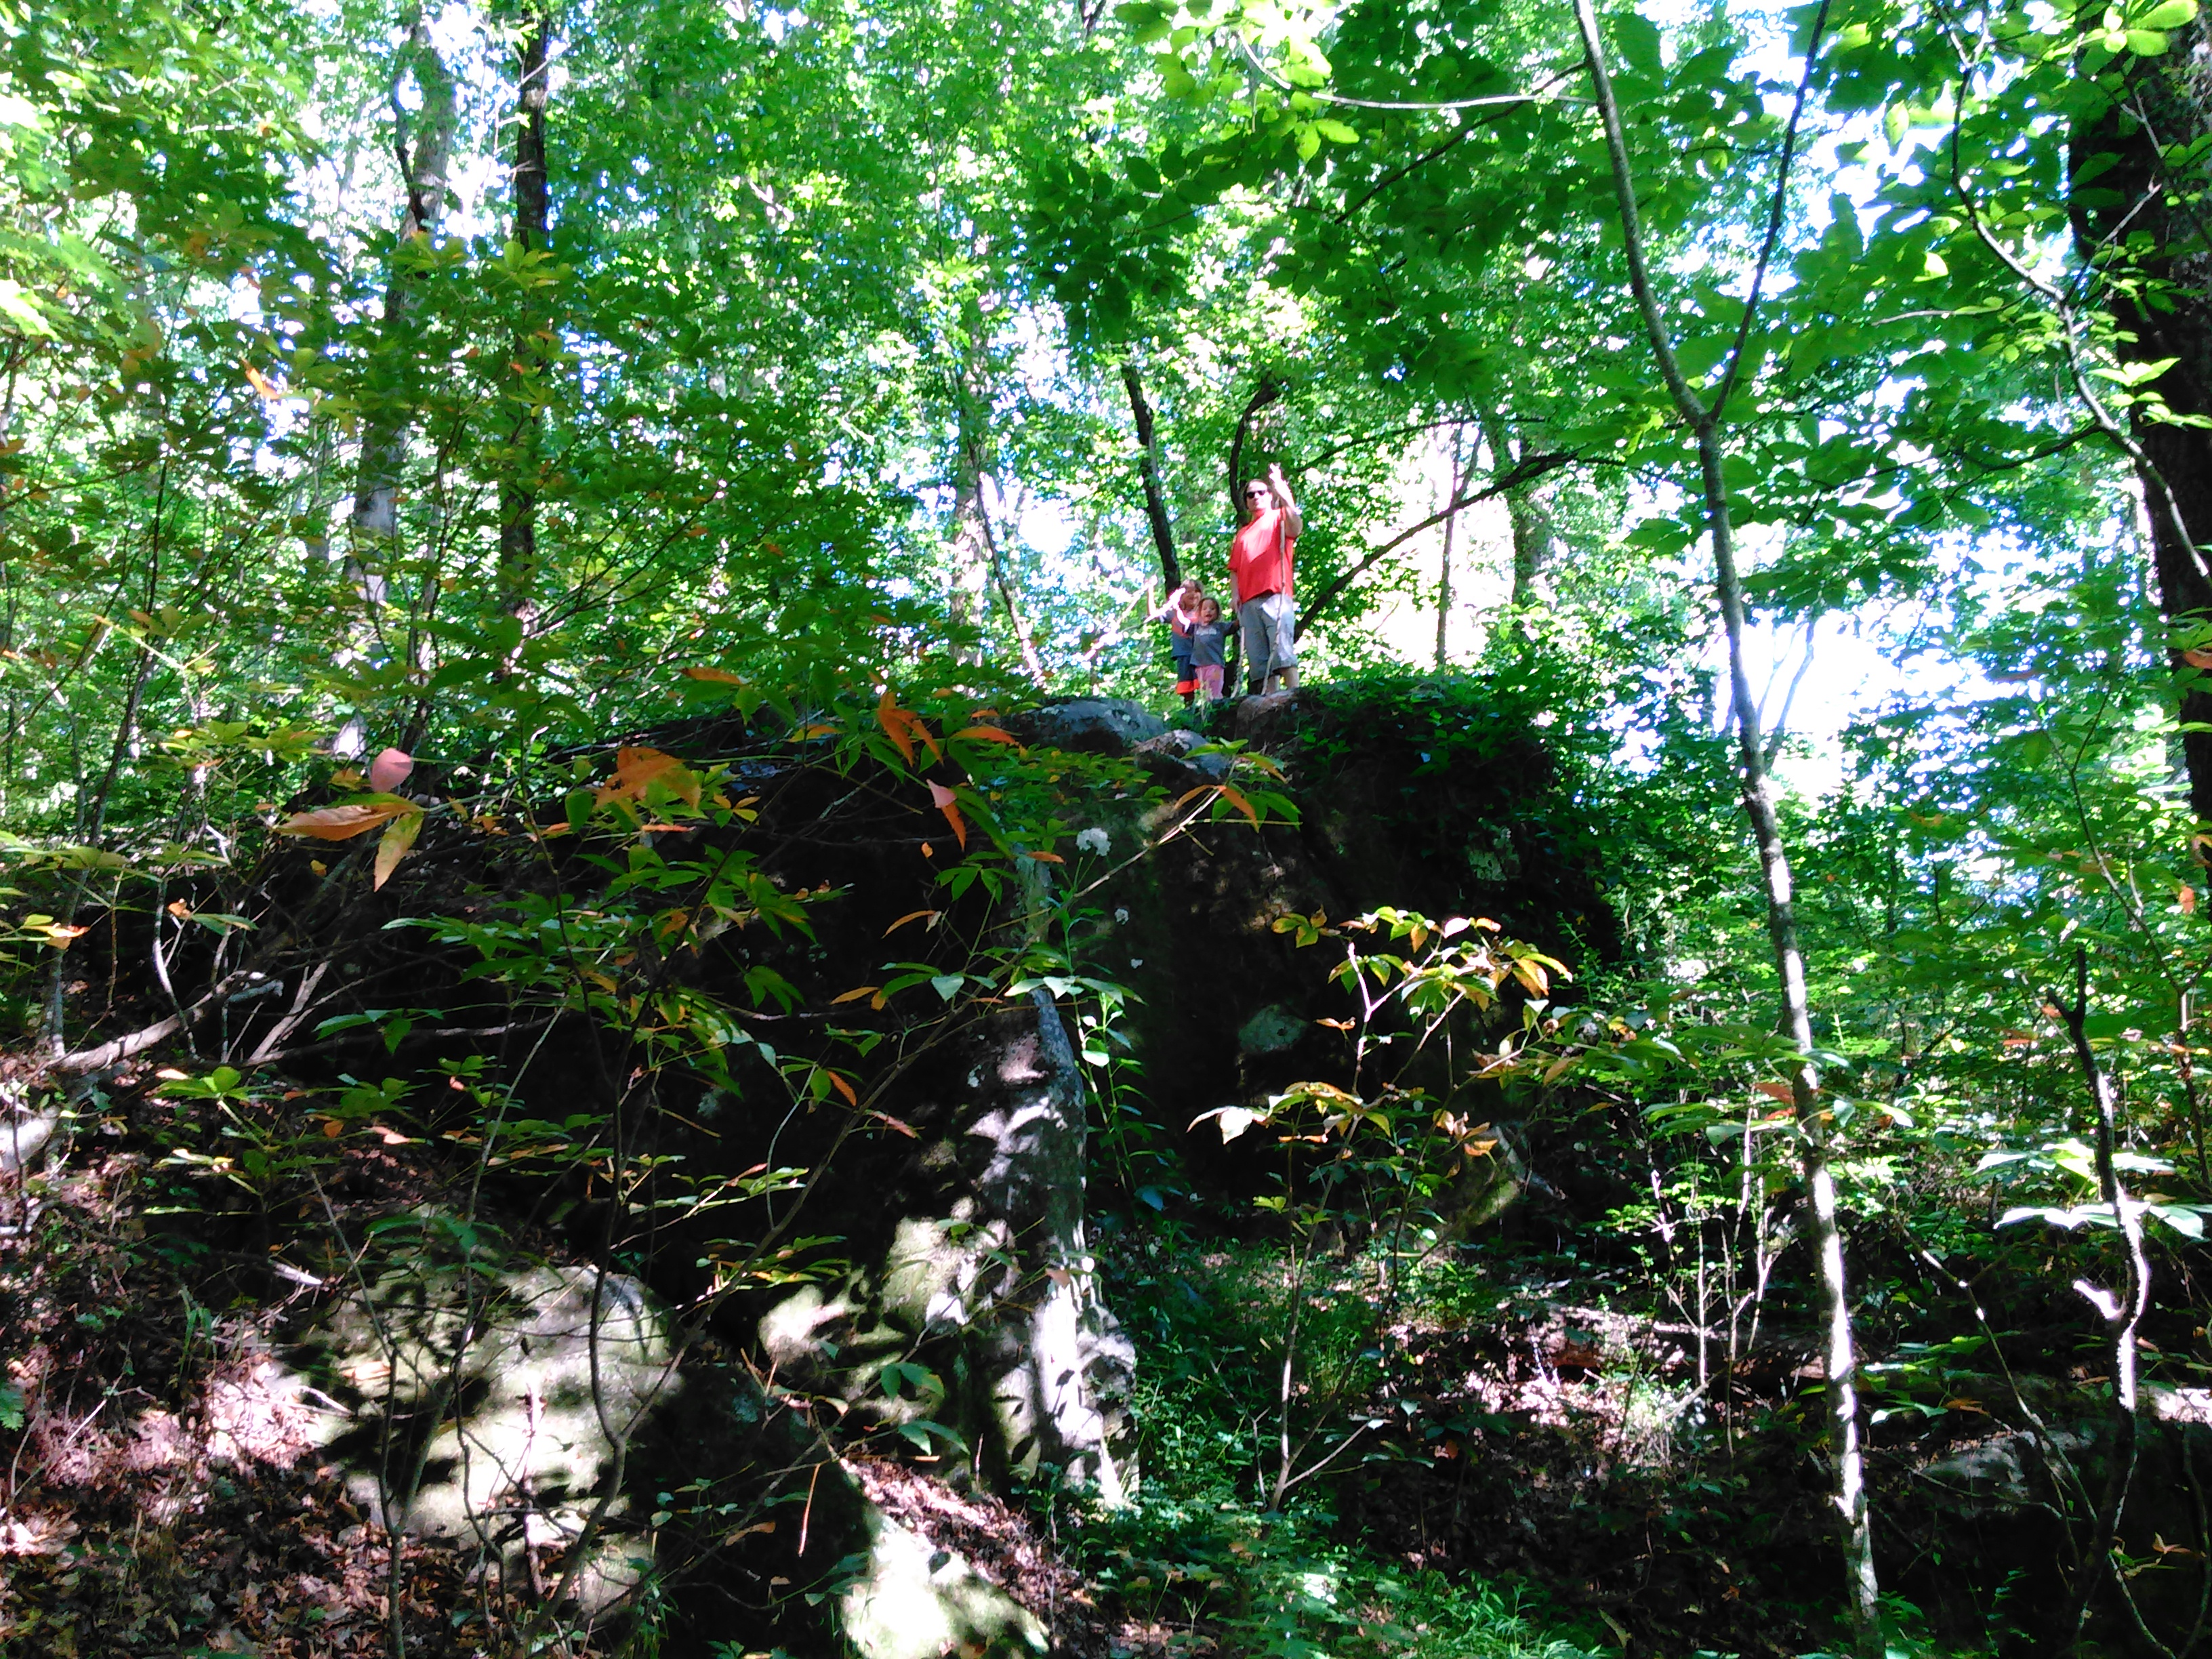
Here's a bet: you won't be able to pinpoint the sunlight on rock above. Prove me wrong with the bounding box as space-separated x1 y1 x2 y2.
839 1507 1048 1659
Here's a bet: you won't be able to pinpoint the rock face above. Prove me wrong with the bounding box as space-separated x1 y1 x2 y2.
1003 698 1166 756
759 987 1134 1496
839 1504 1048 1659
299 1252 675 1616
187 675 1609 1657
1092 682 1616 1202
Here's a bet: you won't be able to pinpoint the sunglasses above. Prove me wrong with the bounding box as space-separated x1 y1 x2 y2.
1244 487 1269 499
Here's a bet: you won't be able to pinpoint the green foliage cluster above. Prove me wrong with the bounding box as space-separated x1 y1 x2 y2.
6 0 2212 1648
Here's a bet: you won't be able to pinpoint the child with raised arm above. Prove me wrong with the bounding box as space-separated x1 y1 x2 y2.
1149 577 1204 707
1188 595 1229 704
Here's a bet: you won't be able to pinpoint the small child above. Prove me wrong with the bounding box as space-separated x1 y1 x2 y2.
1149 579 1203 706
1188 596 1229 703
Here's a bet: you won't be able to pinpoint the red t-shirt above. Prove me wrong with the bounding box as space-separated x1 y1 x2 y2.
1230 508 1294 605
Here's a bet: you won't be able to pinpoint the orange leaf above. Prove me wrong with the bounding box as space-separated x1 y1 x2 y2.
373 805 424 890
927 781 968 849
867 1109 919 1138
242 361 302 401
831 985 880 1004
794 722 840 739
681 665 747 684
884 909 939 935
920 842 935 859
876 688 918 765
954 724 1021 746
827 1071 857 1105
2182 885 2198 916
1216 783 1260 828
1753 1080 1795 1104
2184 649 2212 670
276 798 413 842
1023 850 1065 863
596 746 698 808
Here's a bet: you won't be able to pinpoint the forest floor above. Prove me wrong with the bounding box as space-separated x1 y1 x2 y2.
0 1061 2180 1659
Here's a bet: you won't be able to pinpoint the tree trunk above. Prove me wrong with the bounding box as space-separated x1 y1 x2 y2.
946 313 994 655
977 474 1049 689
1435 424 1467 669
1120 361 1181 591
1572 3 1881 1652
1479 410 1557 614
1227 374 1281 520
2070 37 2212 824
349 2 458 558
497 2 554 646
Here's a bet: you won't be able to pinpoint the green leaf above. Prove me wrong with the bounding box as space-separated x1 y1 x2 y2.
2125 26 2169 50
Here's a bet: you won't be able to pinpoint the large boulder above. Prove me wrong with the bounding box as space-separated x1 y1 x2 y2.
297 1246 674 1617
1004 698 1166 757
758 987 1135 1497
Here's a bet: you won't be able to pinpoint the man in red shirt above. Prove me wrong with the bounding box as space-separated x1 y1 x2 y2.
1229 463 1303 695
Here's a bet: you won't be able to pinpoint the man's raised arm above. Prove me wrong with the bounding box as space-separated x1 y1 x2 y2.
1268 463 1303 539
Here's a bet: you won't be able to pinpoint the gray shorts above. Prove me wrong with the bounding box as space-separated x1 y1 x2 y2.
1240 592 1296 685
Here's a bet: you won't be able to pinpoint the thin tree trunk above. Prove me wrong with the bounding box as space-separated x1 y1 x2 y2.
1296 449 1570 640
348 1 459 559
1227 374 1282 519
1435 424 1467 669
1121 361 1182 590
497 2 554 646
2058 946 2156 1650
1479 409 1556 615
43 452 168 1056
947 312 994 655
978 474 1048 689
1571 4 1879 1654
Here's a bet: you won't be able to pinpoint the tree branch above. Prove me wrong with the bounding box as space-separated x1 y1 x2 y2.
1294 450 1573 638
